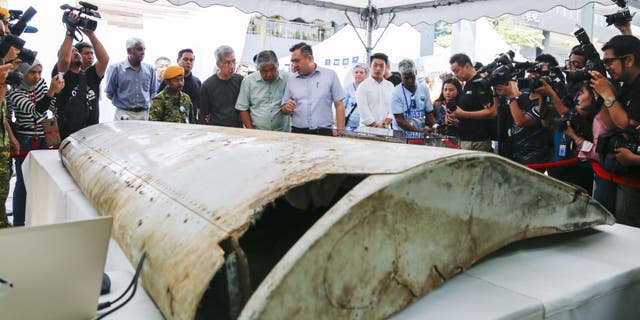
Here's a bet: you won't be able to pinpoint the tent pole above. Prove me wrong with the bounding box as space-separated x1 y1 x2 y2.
366 0 373 61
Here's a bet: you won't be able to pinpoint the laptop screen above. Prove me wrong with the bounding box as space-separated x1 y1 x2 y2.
0 216 112 319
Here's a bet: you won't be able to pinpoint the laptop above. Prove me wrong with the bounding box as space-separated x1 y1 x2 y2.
0 216 112 320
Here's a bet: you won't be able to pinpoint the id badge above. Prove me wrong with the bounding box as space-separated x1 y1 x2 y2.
558 144 566 157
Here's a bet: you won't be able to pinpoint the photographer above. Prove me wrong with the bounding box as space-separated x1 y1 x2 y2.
531 58 595 195
494 79 549 166
7 59 64 227
589 35 640 226
55 8 109 140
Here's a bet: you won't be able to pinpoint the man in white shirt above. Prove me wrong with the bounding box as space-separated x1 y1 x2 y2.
356 52 395 128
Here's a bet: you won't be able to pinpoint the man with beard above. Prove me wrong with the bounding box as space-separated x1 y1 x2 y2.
150 65 193 123
106 37 156 120
55 14 109 139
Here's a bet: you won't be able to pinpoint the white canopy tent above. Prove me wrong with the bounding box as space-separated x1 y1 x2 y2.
146 0 627 56
147 0 623 25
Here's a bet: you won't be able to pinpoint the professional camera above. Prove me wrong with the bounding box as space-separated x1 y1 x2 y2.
517 62 566 95
605 7 635 26
555 110 587 137
8 7 37 36
563 28 606 82
5 71 22 87
476 51 514 74
61 1 101 32
473 51 517 87
604 0 635 26
596 129 640 155
0 34 37 65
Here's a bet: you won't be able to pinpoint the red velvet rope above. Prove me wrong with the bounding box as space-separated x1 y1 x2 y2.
590 160 640 189
524 157 581 170
9 146 58 159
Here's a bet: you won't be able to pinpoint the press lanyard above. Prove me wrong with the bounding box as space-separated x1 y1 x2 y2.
402 85 416 109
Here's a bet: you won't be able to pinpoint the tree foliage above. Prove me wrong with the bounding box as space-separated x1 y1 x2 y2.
490 17 544 50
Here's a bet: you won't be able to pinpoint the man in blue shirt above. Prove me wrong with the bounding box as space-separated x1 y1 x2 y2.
281 42 345 136
105 37 157 120
391 59 435 142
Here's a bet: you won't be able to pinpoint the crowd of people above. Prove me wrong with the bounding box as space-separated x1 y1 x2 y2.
0 5 638 230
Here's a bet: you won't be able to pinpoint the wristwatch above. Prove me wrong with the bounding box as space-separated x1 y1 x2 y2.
603 97 616 108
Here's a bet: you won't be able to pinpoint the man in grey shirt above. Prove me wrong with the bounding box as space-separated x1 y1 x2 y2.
281 42 345 136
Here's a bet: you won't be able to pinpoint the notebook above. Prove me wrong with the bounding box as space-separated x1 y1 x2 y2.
0 216 112 320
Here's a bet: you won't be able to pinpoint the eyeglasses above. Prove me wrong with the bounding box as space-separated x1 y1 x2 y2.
602 54 631 66
564 60 585 69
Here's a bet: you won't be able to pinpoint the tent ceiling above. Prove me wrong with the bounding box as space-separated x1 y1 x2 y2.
146 0 621 25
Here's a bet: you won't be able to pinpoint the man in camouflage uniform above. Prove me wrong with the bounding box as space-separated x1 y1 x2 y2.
0 97 17 228
0 6 20 228
150 65 194 123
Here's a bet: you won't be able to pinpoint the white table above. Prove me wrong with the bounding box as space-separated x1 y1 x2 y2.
23 150 163 319
24 150 640 320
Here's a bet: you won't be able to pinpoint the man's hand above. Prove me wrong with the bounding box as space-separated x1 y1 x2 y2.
48 74 65 96
65 12 80 30
533 78 554 97
614 20 632 36
615 147 640 167
495 81 520 98
589 71 616 100
281 99 296 115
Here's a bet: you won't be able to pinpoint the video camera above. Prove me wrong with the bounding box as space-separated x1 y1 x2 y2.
8 7 37 36
473 51 517 87
0 34 37 65
604 0 635 26
0 6 38 65
61 1 101 32
563 28 606 83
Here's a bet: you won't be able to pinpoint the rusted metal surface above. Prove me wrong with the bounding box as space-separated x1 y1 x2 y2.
59 121 614 320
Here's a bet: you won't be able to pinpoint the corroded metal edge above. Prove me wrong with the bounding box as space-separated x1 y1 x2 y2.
239 153 614 319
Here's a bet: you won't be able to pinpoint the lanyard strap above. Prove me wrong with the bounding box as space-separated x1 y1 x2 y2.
402 85 415 109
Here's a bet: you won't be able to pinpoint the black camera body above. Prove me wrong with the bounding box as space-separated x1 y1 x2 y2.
8 6 36 36
605 7 635 26
517 63 566 96
555 110 587 138
0 34 36 65
564 28 606 82
474 51 517 87
597 129 640 155
5 71 23 87
61 1 101 32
